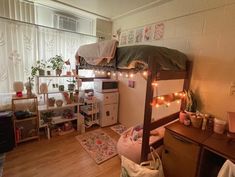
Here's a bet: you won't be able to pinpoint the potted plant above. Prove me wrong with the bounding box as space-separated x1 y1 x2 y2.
179 89 198 124
31 60 47 76
67 79 76 91
48 55 64 76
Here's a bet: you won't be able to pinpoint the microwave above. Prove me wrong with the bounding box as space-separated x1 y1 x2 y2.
94 79 118 93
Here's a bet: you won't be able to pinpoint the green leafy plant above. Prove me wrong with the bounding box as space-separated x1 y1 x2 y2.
48 55 64 70
185 89 197 113
31 60 47 77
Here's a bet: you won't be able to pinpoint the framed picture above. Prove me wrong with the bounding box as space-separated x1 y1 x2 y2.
128 80 135 88
154 23 164 40
135 28 144 43
127 30 135 44
120 32 127 45
144 25 153 41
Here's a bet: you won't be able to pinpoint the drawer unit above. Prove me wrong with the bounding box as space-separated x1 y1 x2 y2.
95 92 119 104
162 130 200 177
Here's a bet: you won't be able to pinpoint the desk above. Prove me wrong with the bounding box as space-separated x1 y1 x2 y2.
164 121 235 177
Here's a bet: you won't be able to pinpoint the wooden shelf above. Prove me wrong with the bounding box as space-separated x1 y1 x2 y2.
38 103 80 112
51 114 79 125
18 136 39 143
14 116 38 123
36 75 77 78
12 95 37 100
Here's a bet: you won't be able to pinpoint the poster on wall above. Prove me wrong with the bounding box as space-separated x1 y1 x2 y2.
127 30 135 44
120 32 127 45
135 28 143 43
153 23 164 40
143 25 153 41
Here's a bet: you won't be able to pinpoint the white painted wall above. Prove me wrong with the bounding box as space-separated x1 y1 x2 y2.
113 0 235 121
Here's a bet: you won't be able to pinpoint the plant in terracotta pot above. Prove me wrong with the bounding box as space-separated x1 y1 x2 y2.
48 55 64 76
179 89 198 124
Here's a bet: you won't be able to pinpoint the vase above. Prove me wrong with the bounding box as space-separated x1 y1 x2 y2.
68 84 75 91
56 69 62 76
47 70 51 76
179 111 187 123
38 69 45 76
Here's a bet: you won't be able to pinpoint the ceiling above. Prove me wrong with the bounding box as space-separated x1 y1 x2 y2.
54 0 171 19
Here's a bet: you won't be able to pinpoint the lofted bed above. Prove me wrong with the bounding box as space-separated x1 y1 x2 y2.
75 39 192 162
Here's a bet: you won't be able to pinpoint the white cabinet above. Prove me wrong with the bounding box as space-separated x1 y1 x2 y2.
95 92 119 127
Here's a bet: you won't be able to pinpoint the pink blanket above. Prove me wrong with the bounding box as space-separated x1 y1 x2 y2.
76 39 118 65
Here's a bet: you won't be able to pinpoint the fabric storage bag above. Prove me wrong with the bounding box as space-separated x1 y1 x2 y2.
120 147 164 177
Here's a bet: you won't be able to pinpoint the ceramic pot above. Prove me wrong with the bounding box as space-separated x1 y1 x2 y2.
47 71 51 76
56 69 62 76
48 97 55 107
55 99 63 107
58 85 64 91
68 84 75 91
38 69 45 76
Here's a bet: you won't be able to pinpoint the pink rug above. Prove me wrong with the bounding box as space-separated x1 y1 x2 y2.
110 124 127 135
76 129 117 164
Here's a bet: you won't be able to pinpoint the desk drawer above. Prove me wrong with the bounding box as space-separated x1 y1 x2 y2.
162 130 200 177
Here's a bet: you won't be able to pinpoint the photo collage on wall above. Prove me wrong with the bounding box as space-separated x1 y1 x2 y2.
119 22 164 46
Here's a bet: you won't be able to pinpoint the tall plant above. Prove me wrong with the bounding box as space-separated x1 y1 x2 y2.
185 90 197 113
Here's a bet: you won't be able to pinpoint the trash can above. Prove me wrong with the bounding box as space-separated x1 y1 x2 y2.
0 111 14 153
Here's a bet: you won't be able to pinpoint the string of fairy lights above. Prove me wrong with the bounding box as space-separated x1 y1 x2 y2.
93 70 148 78
93 69 185 108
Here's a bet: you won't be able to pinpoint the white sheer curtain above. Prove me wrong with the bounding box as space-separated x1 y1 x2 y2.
0 18 97 109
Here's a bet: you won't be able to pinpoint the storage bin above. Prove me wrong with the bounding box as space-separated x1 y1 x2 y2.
213 118 226 134
190 115 203 128
228 112 235 133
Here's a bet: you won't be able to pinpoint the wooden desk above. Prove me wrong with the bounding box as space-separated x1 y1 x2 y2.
164 121 235 177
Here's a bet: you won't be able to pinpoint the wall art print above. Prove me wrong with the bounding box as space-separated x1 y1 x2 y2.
135 28 143 43
120 32 127 45
154 23 164 40
127 30 135 44
144 25 153 41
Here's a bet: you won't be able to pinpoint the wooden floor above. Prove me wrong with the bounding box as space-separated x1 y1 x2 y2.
3 127 121 177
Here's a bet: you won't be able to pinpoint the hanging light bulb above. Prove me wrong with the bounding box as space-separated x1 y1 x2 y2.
112 72 116 76
119 72 123 77
125 73 129 78
101 71 105 75
130 73 134 78
160 96 164 101
177 100 180 104
143 71 148 76
151 82 158 87
97 70 101 74
155 104 159 108
107 72 111 76
174 92 179 96
166 102 171 107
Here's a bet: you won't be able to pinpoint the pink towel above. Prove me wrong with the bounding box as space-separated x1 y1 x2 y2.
76 39 118 65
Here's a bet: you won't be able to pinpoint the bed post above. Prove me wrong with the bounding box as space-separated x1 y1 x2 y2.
140 57 158 162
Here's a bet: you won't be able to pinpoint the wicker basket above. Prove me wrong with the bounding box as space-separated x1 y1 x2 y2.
190 115 203 128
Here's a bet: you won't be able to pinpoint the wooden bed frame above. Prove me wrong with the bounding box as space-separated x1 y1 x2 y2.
140 57 192 162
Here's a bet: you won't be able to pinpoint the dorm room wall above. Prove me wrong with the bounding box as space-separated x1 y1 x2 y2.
113 0 235 123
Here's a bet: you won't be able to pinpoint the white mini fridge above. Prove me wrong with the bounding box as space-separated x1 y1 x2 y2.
94 91 119 127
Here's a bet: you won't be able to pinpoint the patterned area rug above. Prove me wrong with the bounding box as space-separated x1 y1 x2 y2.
110 124 127 135
76 129 117 164
0 154 5 177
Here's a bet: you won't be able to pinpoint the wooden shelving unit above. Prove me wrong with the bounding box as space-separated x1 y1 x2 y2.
36 75 82 139
12 96 39 145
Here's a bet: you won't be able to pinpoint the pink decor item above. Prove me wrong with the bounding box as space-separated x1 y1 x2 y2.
228 112 235 133
214 118 226 134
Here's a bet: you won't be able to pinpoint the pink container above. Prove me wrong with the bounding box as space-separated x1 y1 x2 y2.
228 112 235 133
213 118 226 134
